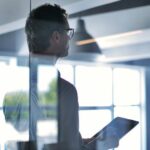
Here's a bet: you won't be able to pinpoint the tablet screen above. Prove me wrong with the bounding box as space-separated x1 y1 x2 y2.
89 117 139 144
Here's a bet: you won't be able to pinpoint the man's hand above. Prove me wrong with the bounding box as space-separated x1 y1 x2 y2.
96 127 119 150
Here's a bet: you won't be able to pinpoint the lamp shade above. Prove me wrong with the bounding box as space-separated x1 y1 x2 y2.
69 18 102 54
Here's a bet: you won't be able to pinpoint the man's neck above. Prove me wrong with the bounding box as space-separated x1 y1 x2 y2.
50 56 58 65
30 53 58 65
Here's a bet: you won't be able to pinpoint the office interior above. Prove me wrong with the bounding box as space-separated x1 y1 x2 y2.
0 0 150 149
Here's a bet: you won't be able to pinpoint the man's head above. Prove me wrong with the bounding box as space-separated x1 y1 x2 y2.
25 4 74 57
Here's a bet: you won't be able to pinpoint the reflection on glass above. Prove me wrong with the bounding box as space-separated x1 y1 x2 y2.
79 110 111 138
0 63 29 149
0 55 58 150
114 106 141 150
114 68 141 105
76 66 112 106
3 91 29 134
37 65 58 149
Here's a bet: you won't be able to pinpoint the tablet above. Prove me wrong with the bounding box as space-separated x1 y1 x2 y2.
88 117 139 144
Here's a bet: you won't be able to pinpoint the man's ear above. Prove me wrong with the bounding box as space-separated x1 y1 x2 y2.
51 31 61 44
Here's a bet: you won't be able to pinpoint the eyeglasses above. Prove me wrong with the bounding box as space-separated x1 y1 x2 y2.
65 28 74 39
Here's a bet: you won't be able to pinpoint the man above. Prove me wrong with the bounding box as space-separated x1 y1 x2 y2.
25 4 80 150
25 3 119 150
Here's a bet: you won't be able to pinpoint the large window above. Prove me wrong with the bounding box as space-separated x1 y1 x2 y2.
58 63 145 150
0 56 58 150
0 57 146 150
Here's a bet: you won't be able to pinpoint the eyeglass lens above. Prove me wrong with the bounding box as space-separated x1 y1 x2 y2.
67 29 74 39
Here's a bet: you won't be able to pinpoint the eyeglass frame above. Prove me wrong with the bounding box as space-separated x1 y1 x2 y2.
65 28 74 39
57 28 74 39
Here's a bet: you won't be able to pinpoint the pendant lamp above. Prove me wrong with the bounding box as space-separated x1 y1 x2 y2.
69 18 102 54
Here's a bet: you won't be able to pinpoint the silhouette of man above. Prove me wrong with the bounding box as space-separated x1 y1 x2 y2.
25 3 119 150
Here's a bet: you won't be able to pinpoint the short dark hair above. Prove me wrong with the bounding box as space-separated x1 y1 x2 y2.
25 4 68 53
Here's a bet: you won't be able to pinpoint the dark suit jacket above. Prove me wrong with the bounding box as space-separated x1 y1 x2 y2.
58 77 81 150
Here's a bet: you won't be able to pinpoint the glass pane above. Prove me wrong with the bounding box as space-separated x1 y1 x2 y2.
113 68 141 105
0 0 29 57
79 109 111 138
37 65 58 141
31 56 58 150
0 0 29 25
0 0 30 147
0 57 29 149
76 66 112 106
114 106 141 150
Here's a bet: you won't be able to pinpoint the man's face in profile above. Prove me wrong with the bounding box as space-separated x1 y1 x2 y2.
39 18 72 57
58 21 70 57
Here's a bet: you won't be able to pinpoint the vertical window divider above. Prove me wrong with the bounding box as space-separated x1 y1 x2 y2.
72 65 76 86
111 67 115 120
140 69 146 150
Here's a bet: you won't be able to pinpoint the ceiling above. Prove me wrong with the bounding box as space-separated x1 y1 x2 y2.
0 0 150 64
